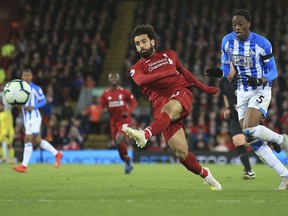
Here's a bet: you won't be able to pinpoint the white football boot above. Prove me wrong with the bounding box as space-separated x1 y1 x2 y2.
203 167 222 190
122 125 148 148
277 176 288 190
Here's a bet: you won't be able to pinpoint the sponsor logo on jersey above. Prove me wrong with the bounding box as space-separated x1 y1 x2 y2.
108 101 124 107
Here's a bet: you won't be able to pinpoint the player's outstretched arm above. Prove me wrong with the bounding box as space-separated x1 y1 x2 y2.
179 67 218 94
131 68 176 86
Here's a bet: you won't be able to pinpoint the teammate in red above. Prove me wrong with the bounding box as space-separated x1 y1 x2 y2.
123 24 222 190
100 73 137 174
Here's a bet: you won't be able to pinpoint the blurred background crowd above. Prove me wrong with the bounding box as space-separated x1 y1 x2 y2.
0 0 287 156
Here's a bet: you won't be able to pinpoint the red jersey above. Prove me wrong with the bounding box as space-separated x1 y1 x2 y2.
130 50 191 103
100 86 137 124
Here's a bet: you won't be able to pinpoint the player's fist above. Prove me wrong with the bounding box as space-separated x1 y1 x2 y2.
246 75 263 86
205 68 223 78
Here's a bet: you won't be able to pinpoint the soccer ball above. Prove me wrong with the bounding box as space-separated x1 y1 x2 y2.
3 79 31 105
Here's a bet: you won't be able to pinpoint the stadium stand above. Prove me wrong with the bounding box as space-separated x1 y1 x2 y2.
0 0 287 152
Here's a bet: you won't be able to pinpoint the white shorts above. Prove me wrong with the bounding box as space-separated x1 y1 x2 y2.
236 88 271 121
24 115 42 135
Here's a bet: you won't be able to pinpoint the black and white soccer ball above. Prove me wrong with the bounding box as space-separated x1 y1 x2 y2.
3 79 31 105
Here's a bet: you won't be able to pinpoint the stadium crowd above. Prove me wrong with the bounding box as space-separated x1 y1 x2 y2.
0 0 288 154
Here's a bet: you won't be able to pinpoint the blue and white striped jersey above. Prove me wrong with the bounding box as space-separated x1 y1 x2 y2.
220 31 278 92
22 82 46 121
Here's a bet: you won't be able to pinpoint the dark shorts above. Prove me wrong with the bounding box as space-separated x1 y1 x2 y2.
229 117 243 137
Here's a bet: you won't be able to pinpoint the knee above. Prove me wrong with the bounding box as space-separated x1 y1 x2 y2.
173 146 188 161
243 126 258 139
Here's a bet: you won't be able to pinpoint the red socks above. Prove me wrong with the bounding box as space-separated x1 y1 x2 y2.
117 143 130 162
180 152 208 178
144 112 171 139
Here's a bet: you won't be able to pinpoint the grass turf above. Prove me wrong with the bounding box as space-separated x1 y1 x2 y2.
0 163 287 216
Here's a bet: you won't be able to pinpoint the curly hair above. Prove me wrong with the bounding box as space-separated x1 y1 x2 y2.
232 9 251 22
130 24 159 45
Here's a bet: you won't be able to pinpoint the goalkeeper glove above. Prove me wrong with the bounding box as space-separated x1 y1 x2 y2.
205 68 224 78
246 75 264 86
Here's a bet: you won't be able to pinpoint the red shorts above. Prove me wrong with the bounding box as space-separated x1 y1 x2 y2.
110 118 131 140
152 88 193 142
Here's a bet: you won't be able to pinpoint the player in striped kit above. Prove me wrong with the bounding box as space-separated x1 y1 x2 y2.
206 9 288 189
13 68 62 173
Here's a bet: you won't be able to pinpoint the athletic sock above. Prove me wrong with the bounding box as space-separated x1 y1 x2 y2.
250 140 288 176
245 125 283 144
22 143 33 167
236 145 252 171
9 147 15 163
117 143 130 162
40 139 58 156
2 142 9 163
144 112 171 139
180 152 208 178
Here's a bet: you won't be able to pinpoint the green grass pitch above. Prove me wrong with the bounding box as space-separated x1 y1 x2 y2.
0 163 287 216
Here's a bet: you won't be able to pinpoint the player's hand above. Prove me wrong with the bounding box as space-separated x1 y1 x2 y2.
223 109 231 119
205 86 219 94
205 68 223 78
246 75 263 86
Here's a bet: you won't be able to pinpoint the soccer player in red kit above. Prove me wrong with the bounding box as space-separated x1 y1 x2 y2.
123 24 222 190
100 73 138 174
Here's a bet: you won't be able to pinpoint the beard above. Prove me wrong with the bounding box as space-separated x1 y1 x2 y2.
139 46 154 58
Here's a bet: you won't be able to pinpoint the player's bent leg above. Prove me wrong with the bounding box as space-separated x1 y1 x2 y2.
116 140 133 174
249 139 288 189
39 139 62 168
243 125 286 151
180 153 221 190
168 129 222 190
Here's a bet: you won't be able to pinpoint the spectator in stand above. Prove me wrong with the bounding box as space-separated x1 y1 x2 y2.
100 73 138 174
82 97 102 134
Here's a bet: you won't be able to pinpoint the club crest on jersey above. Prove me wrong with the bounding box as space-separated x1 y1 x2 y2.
130 69 135 77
